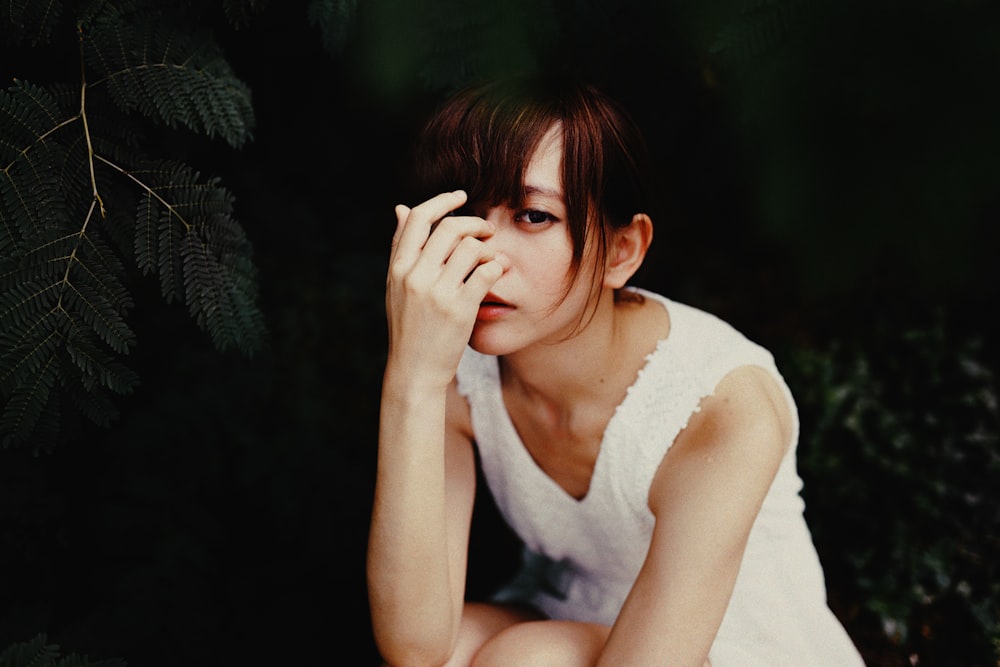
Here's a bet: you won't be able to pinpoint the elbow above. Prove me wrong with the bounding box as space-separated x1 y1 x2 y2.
375 628 456 667
368 589 461 666
377 643 455 667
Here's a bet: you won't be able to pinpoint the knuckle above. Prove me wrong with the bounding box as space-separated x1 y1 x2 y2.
400 271 426 293
457 235 483 253
387 263 408 284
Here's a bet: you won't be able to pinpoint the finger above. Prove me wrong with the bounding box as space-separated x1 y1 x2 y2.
439 239 508 294
390 204 411 254
393 190 468 264
462 254 508 299
421 214 495 267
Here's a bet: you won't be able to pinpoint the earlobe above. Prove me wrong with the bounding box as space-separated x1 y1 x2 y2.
605 213 653 289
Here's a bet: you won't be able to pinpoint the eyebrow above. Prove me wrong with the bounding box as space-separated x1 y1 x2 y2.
524 184 564 199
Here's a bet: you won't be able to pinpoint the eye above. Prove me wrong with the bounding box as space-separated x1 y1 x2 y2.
515 209 557 225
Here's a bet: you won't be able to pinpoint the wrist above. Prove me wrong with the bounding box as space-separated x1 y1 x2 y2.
381 361 454 403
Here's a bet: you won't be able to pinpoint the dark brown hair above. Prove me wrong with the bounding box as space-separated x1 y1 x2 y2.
413 75 655 292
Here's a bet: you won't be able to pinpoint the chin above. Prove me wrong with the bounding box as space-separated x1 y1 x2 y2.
468 329 521 357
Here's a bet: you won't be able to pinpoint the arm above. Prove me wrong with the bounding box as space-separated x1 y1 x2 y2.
367 191 507 667
368 379 477 667
597 364 794 667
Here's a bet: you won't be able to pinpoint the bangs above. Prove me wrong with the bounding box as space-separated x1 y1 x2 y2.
414 79 561 210
409 74 654 279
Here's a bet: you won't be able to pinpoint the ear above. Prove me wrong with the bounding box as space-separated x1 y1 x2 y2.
604 213 653 289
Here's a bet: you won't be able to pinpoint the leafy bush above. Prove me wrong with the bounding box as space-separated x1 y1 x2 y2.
0 633 124 667
786 310 1000 666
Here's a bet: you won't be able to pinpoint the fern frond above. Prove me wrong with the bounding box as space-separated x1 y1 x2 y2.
126 159 263 354
2 4 265 448
0 288 61 392
0 79 72 166
0 633 59 666
0 344 59 446
65 325 138 394
61 273 133 355
0 80 78 252
81 9 255 147
0 0 64 46
0 144 70 243
1 162 137 446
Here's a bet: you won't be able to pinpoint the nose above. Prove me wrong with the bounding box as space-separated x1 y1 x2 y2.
479 208 514 271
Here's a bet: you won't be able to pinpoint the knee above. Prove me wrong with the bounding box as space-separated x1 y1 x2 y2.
470 623 545 667
471 620 607 667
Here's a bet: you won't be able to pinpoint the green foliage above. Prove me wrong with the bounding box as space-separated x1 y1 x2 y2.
343 0 554 98
0 0 266 450
308 0 358 55
698 0 1000 302
0 634 125 667
2 0 65 45
224 0 271 29
709 0 811 67
787 313 1000 664
82 8 255 145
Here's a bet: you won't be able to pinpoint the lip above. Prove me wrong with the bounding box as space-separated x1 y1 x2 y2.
477 293 513 321
481 292 509 307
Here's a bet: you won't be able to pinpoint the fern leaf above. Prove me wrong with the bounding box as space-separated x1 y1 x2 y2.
3 5 265 448
0 345 59 446
0 0 64 46
61 275 133 355
0 80 77 253
0 279 60 346
65 327 138 394
65 380 118 432
1 143 137 445
69 230 133 316
128 159 263 354
0 633 59 666
0 79 69 166
0 294 60 392
81 8 255 147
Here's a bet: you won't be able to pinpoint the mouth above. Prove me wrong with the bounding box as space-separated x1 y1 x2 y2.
477 294 513 322
480 293 510 307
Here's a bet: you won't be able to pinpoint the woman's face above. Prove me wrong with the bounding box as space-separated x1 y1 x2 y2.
467 124 603 356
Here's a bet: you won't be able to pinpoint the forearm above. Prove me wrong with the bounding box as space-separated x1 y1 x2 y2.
367 371 468 665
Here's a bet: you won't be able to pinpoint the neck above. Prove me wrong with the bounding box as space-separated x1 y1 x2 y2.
500 291 628 411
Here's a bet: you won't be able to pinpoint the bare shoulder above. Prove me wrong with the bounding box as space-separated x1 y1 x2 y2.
708 364 794 452
648 364 793 514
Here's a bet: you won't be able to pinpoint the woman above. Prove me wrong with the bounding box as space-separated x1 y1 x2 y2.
367 75 865 667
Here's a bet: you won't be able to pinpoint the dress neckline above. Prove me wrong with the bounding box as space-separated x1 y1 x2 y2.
491 289 675 505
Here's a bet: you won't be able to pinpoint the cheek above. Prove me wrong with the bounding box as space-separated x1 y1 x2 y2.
518 243 575 294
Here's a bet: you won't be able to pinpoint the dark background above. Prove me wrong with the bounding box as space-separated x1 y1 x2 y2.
2 0 998 665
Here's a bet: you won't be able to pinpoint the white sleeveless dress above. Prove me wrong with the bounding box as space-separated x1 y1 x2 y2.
455 288 865 666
